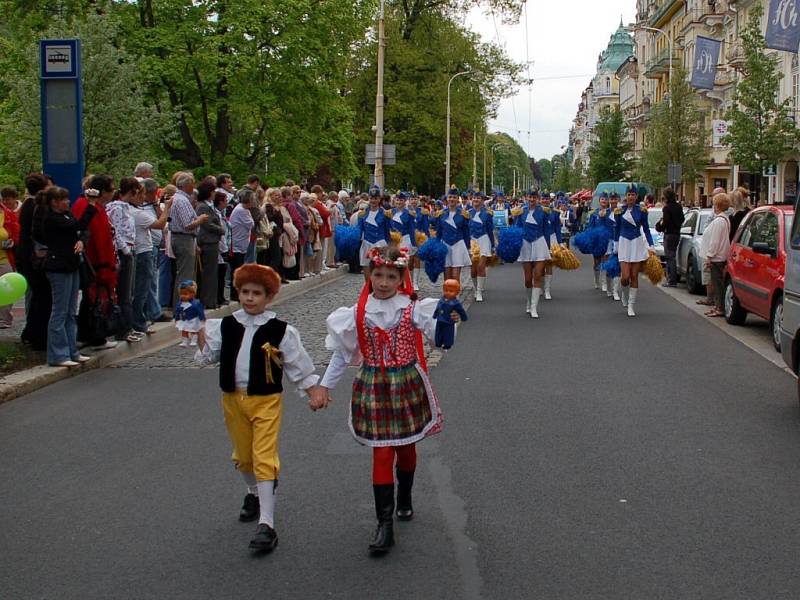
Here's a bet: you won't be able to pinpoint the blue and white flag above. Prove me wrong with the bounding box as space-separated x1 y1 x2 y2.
691 36 722 91
766 0 800 52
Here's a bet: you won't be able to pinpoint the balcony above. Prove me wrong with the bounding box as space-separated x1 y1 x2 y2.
649 0 683 28
726 40 746 69
643 48 679 78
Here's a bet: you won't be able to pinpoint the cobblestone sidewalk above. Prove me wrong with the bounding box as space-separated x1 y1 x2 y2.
114 270 474 369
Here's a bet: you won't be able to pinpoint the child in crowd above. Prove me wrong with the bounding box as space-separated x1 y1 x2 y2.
317 246 462 555
196 264 323 553
174 280 205 347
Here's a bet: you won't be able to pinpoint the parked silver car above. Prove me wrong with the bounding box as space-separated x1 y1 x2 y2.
677 208 714 294
646 207 665 264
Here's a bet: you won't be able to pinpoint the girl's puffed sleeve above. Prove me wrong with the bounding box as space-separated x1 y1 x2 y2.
195 318 222 365
412 297 439 345
321 306 359 390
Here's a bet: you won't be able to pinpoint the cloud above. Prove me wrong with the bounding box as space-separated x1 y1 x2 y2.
466 1 637 160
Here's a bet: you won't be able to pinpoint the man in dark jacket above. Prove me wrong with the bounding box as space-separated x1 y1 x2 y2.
196 178 225 308
660 187 684 286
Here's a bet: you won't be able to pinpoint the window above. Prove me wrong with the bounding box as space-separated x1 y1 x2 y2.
698 214 710 234
683 211 698 233
790 210 800 249
739 213 763 247
786 215 794 251
753 212 779 250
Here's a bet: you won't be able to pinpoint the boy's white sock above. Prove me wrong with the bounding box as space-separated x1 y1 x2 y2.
257 480 276 526
241 471 258 496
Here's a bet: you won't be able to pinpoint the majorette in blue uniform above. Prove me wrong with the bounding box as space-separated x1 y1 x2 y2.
432 189 471 270
604 193 622 300
390 191 417 253
357 186 391 269
468 192 495 302
409 193 430 291
586 193 615 291
614 186 655 317
511 190 552 319
540 194 563 300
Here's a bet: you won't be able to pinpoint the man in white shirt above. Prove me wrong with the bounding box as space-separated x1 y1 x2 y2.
701 192 732 317
131 187 171 335
228 190 255 301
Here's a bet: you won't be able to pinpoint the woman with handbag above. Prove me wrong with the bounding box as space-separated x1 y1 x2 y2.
39 186 98 366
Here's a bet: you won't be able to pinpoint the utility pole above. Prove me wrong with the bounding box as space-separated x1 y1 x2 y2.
482 134 487 192
472 126 477 191
445 71 471 196
373 0 386 189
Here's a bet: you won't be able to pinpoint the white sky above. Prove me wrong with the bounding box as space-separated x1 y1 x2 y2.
465 1 637 161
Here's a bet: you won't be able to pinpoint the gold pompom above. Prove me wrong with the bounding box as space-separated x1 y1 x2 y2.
644 252 665 285
415 231 428 246
471 240 481 264
550 243 580 270
390 230 402 245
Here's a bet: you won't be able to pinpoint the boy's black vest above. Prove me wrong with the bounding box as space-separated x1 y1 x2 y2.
219 315 287 395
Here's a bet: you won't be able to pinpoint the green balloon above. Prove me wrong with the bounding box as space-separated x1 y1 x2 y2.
0 272 28 306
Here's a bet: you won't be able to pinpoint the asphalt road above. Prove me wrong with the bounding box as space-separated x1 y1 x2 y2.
1 261 798 600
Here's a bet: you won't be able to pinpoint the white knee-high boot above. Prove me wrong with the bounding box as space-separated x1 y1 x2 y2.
526 287 533 314
593 269 600 289
613 277 621 301
530 288 541 319
620 284 629 308
627 288 637 317
606 275 613 297
476 276 486 302
601 273 608 292
544 274 553 300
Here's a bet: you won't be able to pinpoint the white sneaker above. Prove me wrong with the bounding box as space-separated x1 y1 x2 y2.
179 339 189 348
74 355 91 363
53 360 79 367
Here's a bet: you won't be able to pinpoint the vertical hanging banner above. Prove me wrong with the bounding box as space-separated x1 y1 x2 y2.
691 36 722 91
766 0 800 52
40 39 84 203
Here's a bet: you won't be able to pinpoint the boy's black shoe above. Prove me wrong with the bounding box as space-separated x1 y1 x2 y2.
239 493 259 522
249 524 278 552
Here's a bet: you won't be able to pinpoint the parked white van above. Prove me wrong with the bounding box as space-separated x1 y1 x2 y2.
780 207 800 399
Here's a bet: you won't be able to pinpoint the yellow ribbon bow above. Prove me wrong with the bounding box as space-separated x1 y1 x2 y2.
261 342 283 384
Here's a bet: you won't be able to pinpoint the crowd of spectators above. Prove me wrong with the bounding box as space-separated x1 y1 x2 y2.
0 165 362 367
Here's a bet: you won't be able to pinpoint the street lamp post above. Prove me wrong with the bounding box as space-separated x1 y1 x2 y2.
490 143 504 192
445 70 471 196
634 24 674 107
512 167 519 199
373 0 386 188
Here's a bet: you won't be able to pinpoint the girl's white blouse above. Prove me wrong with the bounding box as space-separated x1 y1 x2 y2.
196 309 319 392
321 294 439 389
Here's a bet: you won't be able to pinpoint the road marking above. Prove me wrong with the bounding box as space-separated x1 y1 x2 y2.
656 285 795 377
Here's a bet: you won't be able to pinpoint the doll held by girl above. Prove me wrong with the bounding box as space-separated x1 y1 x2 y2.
174 280 205 347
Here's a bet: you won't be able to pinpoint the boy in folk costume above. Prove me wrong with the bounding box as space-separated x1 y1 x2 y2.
316 246 462 555
196 264 323 552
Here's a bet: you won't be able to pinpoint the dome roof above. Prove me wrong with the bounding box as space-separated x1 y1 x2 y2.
599 20 634 72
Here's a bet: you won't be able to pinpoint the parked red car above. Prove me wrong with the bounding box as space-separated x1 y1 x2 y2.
724 204 794 351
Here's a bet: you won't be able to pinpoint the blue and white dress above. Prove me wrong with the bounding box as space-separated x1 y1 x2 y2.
390 208 417 255
357 208 391 266
614 205 654 263
434 208 472 267
514 204 552 263
469 207 495 257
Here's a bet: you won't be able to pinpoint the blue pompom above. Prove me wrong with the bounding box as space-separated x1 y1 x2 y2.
600 254 620 278
334 225 361 261
417 238 448 283
497 227 524 263
590 227 611 257
573 230 594 255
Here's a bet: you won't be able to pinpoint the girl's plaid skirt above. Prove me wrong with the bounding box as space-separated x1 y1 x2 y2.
350 362 442 447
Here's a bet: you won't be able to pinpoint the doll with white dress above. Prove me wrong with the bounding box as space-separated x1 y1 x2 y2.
174 280 206 347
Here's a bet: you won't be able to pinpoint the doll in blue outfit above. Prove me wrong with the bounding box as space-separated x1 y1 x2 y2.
174 280 206 347
433 279 468 350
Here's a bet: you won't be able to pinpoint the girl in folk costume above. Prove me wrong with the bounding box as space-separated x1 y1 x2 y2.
196 264 322 553
432 188 472 282
319 245 456 555
468 192 495 302
357 186 392 282
389 191 417 254
540 194 563 300
586 192 614 292
614 186 655 317
512 190 552 318
408 194 430 291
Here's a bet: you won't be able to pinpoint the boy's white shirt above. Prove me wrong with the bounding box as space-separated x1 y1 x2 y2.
196 309 319 393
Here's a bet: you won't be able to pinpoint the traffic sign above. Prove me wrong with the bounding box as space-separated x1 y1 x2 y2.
365 144 396 166
763 164 777 177
667 162 682 186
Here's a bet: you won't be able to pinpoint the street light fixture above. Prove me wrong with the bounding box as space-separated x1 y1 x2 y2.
512 167 519 199
490 143 505 192
445 70 472 196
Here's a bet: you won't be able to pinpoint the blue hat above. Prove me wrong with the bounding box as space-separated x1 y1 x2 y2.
397 191 409 200
530 189 539 198
368 185 381 198
600 192 609 199
448 188 460 197
460 191 468 199
610 191 620 199
626 184 638 194
476 191 486 199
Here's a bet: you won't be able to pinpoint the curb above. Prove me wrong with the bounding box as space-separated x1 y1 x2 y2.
0 266 349 404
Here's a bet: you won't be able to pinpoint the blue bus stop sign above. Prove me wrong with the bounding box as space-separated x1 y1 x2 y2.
40 39 84 202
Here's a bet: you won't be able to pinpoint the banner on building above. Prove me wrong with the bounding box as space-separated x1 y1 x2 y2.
691 36 722 91
712 120 730 148
765 0 800 52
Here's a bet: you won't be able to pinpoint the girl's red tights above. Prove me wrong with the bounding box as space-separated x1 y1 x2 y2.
372 444 417 485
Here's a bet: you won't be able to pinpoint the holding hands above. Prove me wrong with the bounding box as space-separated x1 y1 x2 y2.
308 385 331 411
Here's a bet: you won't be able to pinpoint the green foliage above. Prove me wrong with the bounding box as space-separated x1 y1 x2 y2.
485 132 531 195
588 106 633 185
637 65 708 189
724 4 797 174
0 9 170 184
535 158 552 190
